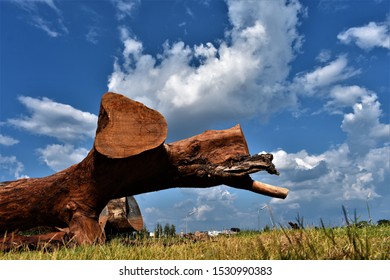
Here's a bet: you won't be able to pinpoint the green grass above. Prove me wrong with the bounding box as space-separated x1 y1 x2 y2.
1 225 389 260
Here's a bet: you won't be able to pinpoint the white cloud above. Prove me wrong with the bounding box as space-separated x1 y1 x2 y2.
110 0 140 20
195 186 237 204
316 49 332 63
108 0 304 135
8 96 97 142
86 26 99 44
272 149 325 171
325 85 372 113
0 134 19 146
269 143 388 210
0 154 28 179
31 15 61 37
293 55 360 96
272 149 329 184
80 5 103 44
341 94 390 156
267 89 389 222
10 0 60 13
37 144 89 172
9 0 68 37
194 205 214 221
106 0 389 228
338 21 390 50
360 146 390 185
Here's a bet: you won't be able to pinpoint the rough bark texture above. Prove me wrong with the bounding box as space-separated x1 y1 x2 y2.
0 92 288 248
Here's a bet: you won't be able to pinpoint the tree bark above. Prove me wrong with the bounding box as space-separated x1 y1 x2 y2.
0 92 288 247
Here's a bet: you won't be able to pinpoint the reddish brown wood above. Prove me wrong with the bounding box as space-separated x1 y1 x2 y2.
94 92 168 159
0 92 287 248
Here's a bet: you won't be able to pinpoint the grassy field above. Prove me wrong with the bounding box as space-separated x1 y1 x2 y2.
1 224 389 260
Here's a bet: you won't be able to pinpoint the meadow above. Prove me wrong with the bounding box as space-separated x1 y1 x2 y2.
1 224 389 260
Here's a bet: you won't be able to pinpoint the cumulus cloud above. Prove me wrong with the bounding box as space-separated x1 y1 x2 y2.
272 150 329 184
341 94 390 156
267 89 389 223
193 186 237 206
37 144 89 172
0 154 28 179
9 0 68 37
108 0 304 135
0 134 19 146
8 96 97 142
293 55 360 96
325 85 372 113
106 0 389 229
187 205 214 221
268 144 388 223
338 21 390 50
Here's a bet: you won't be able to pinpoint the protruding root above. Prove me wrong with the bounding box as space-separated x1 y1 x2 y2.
225 175 288 199
69 213 105 245
251 180 288 199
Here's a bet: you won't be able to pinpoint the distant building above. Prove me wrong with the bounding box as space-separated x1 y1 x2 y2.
207 229 239 236
208 230 220 237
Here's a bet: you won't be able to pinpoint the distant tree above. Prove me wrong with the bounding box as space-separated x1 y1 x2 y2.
377 219 390 226
136 225 149 240
163 223 170 237
288 222 299 229
230 227 240 233
155 223 163 238
356 221 370 228
170 224 176 237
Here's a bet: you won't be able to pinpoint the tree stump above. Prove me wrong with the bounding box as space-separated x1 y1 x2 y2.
100 196 144 234
0 92 288 248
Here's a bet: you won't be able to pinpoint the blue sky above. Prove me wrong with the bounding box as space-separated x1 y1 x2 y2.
0 0 389 233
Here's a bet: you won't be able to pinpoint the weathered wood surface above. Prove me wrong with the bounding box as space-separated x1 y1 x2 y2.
101 196 144 234
94 93 167 159
0 92 288 248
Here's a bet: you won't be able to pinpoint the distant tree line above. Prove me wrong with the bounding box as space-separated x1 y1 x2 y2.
154 223 176 238
136 219 389 239
377 219 390 226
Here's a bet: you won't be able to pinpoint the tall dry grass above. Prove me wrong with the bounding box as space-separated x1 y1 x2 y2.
1 224 389 260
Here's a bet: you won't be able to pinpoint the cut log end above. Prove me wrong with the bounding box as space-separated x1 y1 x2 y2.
94 92 168 159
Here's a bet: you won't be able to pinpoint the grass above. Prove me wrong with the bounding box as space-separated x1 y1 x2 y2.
1 224 389 260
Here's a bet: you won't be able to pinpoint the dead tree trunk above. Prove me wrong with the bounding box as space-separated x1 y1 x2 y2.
0 92 288 247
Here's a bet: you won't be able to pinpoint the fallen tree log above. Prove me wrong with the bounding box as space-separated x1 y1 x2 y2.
0 92 288 247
